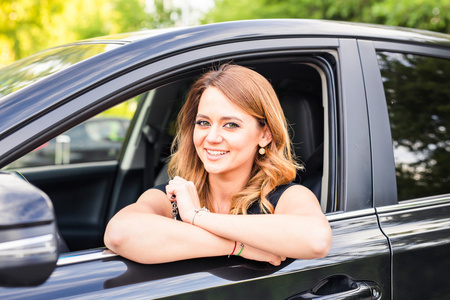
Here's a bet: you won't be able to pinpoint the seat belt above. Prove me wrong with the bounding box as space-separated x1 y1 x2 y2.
142 125 158 191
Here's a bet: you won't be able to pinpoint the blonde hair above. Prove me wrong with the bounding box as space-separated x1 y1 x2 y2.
168 64 299 214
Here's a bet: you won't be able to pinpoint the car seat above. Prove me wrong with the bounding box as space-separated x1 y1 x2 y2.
278 87 324 200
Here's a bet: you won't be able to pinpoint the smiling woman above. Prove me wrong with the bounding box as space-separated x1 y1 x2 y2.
1 18 448 298
193 87 265 182
170 64 297 216
104 64 332 265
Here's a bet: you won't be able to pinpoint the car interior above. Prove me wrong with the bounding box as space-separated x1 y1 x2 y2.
8 56 332 253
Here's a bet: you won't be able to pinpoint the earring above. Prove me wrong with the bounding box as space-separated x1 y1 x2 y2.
259 147 266 155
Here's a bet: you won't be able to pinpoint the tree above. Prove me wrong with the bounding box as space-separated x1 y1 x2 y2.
0 0 180 67
204 0 449 34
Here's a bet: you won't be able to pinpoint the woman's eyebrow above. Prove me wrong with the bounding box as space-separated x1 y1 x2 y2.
196 114 244 123
221 116 244 123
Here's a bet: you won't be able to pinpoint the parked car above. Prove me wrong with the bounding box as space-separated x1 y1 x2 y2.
6 117 130 168
0 19 449 299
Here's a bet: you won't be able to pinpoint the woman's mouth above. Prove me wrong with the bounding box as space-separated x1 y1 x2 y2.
206 149 228 156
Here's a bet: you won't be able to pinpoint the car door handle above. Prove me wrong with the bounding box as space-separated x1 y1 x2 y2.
286 275 382 300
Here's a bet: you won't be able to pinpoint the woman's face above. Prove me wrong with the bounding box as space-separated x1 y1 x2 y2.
193 87 271 180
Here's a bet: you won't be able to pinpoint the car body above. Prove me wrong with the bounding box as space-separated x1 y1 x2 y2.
0 19 449 299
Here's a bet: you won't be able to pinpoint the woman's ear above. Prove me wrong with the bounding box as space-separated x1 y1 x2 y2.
259 126 273 147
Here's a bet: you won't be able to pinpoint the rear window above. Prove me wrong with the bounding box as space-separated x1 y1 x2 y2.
377 52 450 201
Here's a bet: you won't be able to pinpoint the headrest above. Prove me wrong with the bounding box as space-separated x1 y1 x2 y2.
279 92 323 161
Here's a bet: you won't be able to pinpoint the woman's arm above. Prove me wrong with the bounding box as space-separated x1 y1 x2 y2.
104 189 232 264
104 189 283 265
183 185 332 260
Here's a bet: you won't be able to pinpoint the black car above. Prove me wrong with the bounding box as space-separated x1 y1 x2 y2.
0 19 449 299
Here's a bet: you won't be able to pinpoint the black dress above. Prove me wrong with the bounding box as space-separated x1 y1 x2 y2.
152 182 296 219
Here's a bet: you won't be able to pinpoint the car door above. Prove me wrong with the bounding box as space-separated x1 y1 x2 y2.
360 40 450 299
109 37 391 299
111 37 391 298
0 34 390 298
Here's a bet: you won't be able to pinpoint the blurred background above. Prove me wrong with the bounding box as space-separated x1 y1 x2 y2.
1 0 448 68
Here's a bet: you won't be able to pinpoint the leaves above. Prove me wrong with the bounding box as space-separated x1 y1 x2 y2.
204 0 449 34
0 0 180 67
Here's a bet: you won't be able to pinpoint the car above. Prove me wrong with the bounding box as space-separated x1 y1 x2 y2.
0 19 449 299
7 117 130 168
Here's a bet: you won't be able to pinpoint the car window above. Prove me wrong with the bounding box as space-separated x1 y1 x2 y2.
3 97 138 169
377 52 450 201
0 44 122 99
173 61 327 199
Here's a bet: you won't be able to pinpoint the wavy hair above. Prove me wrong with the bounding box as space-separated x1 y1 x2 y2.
168 64 299 214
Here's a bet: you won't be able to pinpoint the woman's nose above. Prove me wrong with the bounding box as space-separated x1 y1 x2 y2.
205 126 223 143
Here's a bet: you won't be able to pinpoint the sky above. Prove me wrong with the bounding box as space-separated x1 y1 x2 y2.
172 0 215 25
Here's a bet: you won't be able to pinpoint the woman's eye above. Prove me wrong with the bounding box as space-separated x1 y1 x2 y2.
224 123 239 129
196 120 210 127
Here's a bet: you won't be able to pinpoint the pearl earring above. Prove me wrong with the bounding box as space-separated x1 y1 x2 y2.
259 147 266 155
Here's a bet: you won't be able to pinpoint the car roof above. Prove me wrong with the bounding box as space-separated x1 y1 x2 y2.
75 19 449 47
0 19 448 139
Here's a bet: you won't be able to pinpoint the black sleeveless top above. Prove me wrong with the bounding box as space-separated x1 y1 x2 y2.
152 182 296 218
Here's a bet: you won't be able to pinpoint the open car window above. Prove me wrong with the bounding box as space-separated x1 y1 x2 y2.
3 56 333 253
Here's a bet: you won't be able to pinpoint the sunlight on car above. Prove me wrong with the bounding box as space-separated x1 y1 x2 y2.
0 44 122 99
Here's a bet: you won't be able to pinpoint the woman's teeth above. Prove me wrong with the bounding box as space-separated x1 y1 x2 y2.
207 150 227 156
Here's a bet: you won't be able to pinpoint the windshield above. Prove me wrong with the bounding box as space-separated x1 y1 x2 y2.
0 43 122 99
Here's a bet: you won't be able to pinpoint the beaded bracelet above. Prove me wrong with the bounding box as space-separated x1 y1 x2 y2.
191 207 210 225
236 243 245 256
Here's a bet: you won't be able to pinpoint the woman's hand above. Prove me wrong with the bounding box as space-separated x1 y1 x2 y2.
165 176 201 222
238 243 286 266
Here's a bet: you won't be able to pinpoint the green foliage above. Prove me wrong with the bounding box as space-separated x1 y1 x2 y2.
2 0 447 67
0 0 180 67
101 97 139 119
204 0 449 33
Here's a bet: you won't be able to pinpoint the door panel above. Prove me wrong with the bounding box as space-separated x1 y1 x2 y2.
19 161 118 251
185 211 390 299
377 197 450 299
0 210 390 298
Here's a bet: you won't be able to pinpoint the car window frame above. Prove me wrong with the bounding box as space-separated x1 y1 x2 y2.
359 39 450 207
1 38 342 210
337 39 374 211
0 36 395 299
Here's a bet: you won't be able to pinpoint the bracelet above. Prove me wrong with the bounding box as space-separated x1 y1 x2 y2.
228 241 237 258
191 207 210 225
236 243 245 256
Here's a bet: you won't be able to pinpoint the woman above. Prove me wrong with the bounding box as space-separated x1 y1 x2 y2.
104 64 332 266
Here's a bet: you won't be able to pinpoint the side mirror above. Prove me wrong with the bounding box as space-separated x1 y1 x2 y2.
0 172 58 287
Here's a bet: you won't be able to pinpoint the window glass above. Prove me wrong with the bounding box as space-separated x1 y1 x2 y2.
4 97 138 169
0 44 122 99
377 52 450 200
